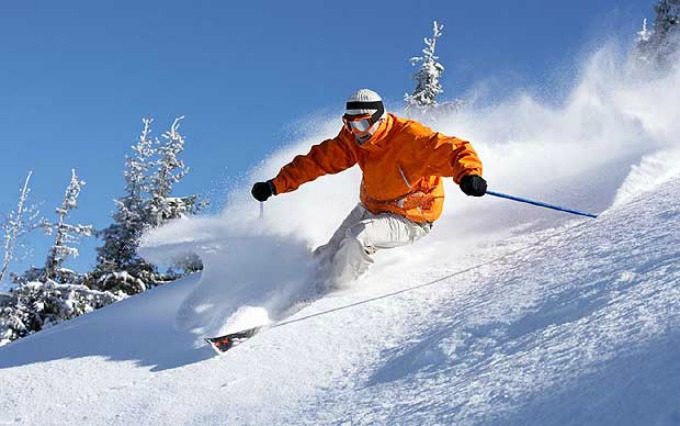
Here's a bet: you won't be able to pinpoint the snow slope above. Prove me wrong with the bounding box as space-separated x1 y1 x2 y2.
2 46 680 425
1 175 679 425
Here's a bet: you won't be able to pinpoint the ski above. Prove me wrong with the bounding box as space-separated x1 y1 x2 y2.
204 326 263 354
203 284 325 355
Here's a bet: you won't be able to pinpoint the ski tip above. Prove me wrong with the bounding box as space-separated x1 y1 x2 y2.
204 337 225 355
203 326 262 355
204 335 236 355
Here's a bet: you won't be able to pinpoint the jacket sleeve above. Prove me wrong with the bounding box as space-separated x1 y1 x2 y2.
271 132 358 194
419 128 483 184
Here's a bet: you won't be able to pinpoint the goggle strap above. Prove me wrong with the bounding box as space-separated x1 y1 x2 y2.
346 101 384 111
343 102 385 133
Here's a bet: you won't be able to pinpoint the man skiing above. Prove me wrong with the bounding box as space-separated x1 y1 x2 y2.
251 89 486 288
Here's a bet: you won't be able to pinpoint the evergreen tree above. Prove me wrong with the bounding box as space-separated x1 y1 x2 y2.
404 21 464 118
0 171 119 347
1 171 41 283
91 117 206 295
41 170 93 284
405 21 446 114
636 0 680 67
147 117 207 227
0 280 121 346
90 119 156 294
145 117 206 277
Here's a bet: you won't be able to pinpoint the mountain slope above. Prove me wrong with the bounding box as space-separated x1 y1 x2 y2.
1 175 679 425
300 181 680 426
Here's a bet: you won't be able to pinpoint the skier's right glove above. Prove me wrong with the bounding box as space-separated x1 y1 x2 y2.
459 174 487 197
251 180 276 202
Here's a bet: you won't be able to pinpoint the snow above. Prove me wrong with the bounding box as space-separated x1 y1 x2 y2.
2 45 680 425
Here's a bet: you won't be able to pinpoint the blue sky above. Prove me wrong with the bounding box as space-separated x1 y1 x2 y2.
0 0 651 281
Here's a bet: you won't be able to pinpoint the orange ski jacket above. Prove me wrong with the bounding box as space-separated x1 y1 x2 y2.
271 114 483 224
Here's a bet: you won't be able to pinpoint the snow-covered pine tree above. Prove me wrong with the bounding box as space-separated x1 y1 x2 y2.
404 21 463 119
42 169 93 284
146 117 206 277
405 21 445 114
0 171 121 346
91 117 205 294
90 119 156 294
147 117 207 228
0 280 122 346
636 0 680 67
1 171 41 283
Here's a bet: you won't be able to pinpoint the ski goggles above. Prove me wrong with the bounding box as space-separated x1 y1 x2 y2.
343 101 385 136
342 113 376 135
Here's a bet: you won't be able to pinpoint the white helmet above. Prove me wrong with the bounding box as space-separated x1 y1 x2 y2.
345 89 386 116
342 89 388 144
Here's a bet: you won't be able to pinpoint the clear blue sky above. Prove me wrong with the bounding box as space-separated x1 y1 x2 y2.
0 0 650 281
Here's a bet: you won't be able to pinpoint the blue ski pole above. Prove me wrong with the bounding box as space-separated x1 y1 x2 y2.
486 190 598 219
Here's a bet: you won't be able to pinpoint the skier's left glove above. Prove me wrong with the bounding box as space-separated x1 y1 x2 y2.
251 180 276 202
459 175 487 197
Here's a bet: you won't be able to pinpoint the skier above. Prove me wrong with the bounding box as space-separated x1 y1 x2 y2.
251 89 486 288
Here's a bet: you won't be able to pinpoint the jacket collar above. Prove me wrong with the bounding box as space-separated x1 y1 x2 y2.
356 113 395 152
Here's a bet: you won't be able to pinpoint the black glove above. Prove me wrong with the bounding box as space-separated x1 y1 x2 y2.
251 180 276 202
459 175 487 197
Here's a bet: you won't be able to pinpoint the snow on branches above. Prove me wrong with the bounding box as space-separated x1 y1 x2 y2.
0 280 122 346
125 117 155 202
0 170 107 346
636 0 680 67
405 21 463 119
43 169 93 283
405 20 445 111
1 117 206 346
92 117 206 294
148 116 206 227
1 171 42 283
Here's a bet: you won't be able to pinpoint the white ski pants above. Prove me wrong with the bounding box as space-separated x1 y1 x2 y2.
315 203 432 288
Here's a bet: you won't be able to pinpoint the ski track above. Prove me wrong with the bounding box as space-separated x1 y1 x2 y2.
1 177 679 425
296 185 680 426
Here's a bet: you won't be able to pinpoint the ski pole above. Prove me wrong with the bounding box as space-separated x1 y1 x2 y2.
259 202 264 220
486 190 598 219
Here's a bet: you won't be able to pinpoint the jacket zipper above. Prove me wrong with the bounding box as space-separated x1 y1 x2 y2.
398 165 425 219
